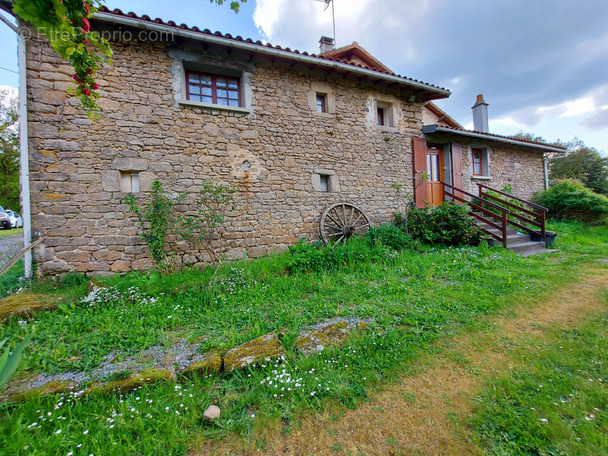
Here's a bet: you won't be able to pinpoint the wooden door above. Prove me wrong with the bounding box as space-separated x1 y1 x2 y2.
426 144 444 206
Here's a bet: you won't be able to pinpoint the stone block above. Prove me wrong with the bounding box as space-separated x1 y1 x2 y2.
224 333 285 371
111 157 148 171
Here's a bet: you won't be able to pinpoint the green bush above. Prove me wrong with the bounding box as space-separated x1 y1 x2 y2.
533 179 608 223
364 224 412 251
287 237 379 274
407 202 488 246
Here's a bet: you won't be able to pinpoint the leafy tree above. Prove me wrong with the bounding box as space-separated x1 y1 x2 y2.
0 89 19 210
550 145 608 196
514 132 608 196
5 0 246 116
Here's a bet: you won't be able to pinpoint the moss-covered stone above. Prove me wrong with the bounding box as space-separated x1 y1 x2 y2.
295 321 351 355
0 293 59 320
23 380 78 400
224 333 285 371
181 350 223 378
86 368 175 395
2 379 78 402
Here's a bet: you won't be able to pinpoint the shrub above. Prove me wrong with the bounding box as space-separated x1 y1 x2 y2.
287 238 375 274
407 202 488 246
364 224 412 251
125 180 179 271
533 179 608 224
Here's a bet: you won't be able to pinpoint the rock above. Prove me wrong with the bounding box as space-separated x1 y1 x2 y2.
86 280 106 294
0 293 59 321
203 405 221 421
223 333 285 371
295 318 371 355
181 350 223 378
1 379 78 403
86 368 175 395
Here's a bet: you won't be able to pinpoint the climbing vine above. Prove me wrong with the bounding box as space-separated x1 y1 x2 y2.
13 0 111 118
9 0 246 117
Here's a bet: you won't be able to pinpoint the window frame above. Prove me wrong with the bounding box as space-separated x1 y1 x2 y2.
319 174 330 192
185 70 242 108
472 148 482 176
316 93 327 113
377 107 386 126
120 171 140 193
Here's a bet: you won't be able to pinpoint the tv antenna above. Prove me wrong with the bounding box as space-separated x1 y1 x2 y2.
315 0 336 45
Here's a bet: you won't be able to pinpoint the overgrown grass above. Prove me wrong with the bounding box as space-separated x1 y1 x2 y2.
0 259 25 298
472 290 608 455
0 222 606 455
548 221 608 256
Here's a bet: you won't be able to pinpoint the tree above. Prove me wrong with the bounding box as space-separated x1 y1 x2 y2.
0 89 19 210
5 0 246 117
550 145 608 196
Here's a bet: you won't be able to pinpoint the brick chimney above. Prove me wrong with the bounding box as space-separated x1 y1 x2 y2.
319 36 335 53
471 94 489 133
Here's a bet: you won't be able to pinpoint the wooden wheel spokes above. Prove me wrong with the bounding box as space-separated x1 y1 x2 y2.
320 202 372 244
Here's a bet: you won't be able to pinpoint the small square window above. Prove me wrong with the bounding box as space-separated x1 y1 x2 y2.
377 107 385 126
316 93 327 113
120 171 140 193
319 174 330 192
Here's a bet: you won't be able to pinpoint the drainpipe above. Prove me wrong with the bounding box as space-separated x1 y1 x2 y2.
18 30 33 278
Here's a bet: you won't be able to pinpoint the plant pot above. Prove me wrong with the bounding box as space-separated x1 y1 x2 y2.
545 231 557 248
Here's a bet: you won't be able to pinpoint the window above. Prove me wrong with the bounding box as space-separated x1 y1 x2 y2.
319 174 330 192
316 93 327 113
186 71 240 107
312 170 338 192
426 154 441 181
120 172 140 193
377 107 385 126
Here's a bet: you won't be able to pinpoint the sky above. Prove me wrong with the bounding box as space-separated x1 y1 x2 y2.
0 0 607 152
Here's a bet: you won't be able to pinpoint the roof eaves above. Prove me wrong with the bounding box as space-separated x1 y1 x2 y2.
93 7 451 100
422 125 567 153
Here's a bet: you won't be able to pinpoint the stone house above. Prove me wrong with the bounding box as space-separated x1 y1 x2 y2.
16 6 565 275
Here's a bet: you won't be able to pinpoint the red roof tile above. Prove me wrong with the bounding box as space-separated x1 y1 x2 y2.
95 6 450 97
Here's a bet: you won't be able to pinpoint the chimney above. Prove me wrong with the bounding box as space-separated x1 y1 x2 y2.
319 36 335 53
471 94 489 133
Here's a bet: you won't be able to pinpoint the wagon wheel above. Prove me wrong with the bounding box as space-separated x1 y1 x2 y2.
320 202 372 244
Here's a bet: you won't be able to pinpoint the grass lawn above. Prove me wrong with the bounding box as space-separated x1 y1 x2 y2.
0 228 22 239
472 288 608 455
0 222 606 455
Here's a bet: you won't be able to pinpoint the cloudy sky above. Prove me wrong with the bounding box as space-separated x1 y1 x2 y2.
1 0 607 152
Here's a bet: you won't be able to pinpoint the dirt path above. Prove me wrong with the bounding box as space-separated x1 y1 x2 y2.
194 264 608 456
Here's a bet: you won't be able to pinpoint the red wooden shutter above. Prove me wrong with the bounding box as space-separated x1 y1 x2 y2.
412 137 428 208
451 142 463 203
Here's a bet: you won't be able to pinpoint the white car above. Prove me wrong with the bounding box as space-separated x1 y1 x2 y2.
5 210 22 228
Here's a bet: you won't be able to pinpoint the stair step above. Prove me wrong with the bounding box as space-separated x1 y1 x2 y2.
508 241 546 256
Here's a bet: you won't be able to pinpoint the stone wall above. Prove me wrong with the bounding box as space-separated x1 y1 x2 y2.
26 36 423 275
459 141 545 200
